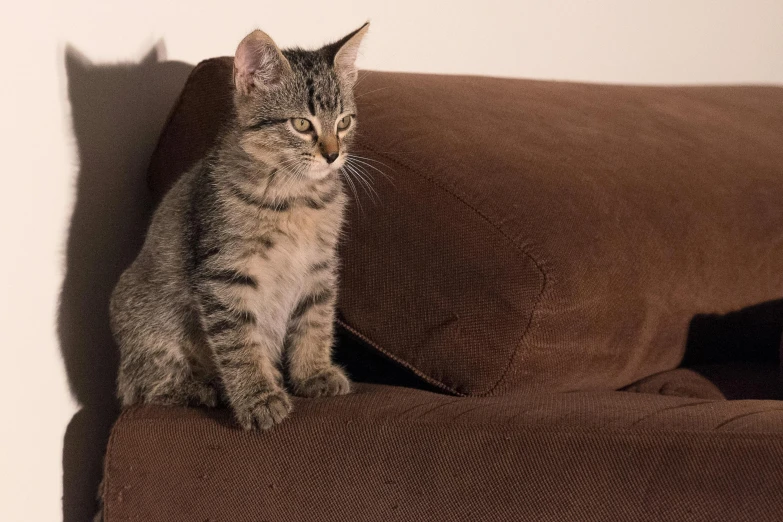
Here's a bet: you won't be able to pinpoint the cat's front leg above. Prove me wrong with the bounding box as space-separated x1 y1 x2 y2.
286 281 351 398
198 284 292 430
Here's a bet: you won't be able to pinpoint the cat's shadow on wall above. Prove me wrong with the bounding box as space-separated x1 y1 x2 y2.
59 42 193 522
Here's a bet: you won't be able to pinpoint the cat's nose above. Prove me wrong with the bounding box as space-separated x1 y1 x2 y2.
319 136 340 164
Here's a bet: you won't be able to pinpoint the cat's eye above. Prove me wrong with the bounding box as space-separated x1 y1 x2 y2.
291 118 312 133
337 115 353 131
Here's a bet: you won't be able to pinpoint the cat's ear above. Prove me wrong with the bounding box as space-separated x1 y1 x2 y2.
327 22 369 85
140 40 166 65
234 30 291 95
65 45 92 70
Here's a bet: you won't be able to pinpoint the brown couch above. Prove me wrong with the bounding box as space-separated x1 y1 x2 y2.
101 58 783 521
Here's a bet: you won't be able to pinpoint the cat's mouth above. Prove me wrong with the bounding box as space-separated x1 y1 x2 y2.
305 159 344 180
274 154 344 181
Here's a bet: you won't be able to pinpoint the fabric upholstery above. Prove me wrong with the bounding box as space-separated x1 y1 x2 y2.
621 368 726 400
146 58 783 396
102 384 783 521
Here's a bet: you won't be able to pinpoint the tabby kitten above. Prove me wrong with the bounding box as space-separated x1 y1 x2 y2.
109 23 369 430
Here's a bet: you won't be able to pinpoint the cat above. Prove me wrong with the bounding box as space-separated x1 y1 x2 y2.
109 23 369 431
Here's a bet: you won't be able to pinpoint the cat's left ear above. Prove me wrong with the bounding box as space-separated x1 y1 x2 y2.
326 22 370 85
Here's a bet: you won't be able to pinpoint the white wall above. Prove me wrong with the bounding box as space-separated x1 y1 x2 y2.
1 1 781 520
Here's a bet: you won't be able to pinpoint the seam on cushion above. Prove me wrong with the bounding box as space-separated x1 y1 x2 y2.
119 412 783 438
102 407 136 522
336 318 466 397
713 409 783 431
145 57 222 194
343 141 548 397
628 401 718 428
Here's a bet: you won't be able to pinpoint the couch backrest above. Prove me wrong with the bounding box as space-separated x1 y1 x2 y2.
148 57 783 396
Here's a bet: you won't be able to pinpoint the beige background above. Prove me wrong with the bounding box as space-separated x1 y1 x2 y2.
1 1 781 520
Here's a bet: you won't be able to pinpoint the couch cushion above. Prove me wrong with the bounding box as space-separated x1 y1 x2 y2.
102 384 783 521
147 58 783 396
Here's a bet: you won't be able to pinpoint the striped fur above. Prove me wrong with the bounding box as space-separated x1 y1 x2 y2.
109 24 368 430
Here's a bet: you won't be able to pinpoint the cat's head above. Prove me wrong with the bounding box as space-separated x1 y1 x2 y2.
232 23 369 181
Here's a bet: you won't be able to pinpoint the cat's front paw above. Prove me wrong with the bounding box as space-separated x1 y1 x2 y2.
187 381 219 408
233 389 292 430
292 366 351 398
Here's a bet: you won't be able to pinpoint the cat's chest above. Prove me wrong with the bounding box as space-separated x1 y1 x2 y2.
244 204 343 279
279 205 341 245
275 198 345 254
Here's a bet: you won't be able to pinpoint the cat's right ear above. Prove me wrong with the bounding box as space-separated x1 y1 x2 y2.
234 30 291 95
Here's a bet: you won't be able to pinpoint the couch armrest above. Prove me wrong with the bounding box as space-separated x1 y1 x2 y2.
102 385 783 521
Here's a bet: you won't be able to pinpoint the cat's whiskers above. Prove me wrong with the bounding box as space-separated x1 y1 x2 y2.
256 157 300 212
347 153 396 169
350 164 381 201
343 162 379 204
351 70 373 90
342 159 380 203
339 166 364 215
276 156 309 187
275 156 303 175
346 155 395 184
276 161 307 209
